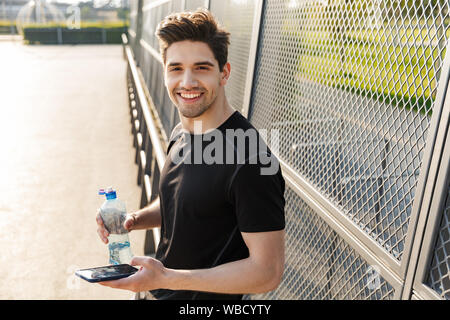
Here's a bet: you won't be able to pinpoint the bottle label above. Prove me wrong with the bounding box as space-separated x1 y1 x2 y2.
107 234 133 265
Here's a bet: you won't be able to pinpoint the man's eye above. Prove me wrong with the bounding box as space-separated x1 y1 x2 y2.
170 67 181 72
197 66 209 70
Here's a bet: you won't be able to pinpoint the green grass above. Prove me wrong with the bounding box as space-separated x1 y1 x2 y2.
21 20 129 29
280 23 449 117
21 20 129 44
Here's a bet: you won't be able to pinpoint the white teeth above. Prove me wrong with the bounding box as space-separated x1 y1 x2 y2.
180 93 201 99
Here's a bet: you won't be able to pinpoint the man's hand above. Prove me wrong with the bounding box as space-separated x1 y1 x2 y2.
96 209 110 244
123 213 137 231
98 256 168 293
96 210 137 244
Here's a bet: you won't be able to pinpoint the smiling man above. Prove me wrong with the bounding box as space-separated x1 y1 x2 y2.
96 8 286 300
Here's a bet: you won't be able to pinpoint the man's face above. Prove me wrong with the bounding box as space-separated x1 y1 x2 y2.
164 40 228 118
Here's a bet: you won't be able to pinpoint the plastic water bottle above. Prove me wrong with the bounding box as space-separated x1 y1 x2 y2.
98 187 133 265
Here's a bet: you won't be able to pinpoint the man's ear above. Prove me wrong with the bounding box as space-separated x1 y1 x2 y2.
220 62 231 86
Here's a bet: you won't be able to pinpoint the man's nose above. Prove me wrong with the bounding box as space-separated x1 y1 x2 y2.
180 70 198 89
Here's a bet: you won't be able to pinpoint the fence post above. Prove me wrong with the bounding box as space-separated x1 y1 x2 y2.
57 27 62 44
401 52 450 298
101 28 106 44
134 0 144 66
241 0 264 119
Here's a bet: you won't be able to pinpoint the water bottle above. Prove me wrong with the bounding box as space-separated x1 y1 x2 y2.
98 187 133 265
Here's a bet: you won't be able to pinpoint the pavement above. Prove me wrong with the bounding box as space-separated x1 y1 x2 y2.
0 37 146 299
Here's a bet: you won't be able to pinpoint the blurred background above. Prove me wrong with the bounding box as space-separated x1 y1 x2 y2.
0 0 129 43
0 0 147 300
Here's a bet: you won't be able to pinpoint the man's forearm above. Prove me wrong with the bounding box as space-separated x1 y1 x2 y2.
131 197 161 230
163 256 282 295
98 231 285 295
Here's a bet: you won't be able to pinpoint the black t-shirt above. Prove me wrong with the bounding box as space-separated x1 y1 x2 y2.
150 110 285 300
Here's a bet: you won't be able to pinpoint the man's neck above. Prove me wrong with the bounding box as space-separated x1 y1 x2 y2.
179 96 235 134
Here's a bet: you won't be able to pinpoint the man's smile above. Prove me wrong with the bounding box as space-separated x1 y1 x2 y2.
177 92 205 103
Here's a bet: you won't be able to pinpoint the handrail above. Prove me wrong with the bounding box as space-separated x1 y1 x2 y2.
122 33 167 265
123 38 167 172
121 33 128 46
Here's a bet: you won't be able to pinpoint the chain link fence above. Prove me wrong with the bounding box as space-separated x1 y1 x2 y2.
125 0 450 300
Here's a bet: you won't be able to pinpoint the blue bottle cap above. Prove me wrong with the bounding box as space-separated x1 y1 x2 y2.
99 187 117 199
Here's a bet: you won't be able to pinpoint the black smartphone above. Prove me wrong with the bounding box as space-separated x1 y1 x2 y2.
75 264 139 283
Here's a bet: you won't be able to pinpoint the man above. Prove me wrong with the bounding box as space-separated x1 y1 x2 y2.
96 8 285 300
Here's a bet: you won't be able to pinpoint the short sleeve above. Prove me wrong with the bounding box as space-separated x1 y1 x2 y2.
228 160 286 232
167 123 183 154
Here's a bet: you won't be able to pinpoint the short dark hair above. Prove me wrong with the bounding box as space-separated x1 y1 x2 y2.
155 8 230 71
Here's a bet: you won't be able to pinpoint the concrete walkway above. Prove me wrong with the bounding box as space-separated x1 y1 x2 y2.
0 38 145 299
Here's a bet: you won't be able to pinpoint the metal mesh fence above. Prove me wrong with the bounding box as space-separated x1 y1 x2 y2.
185 0 208 10
426 182 450 299
209 0 255 113
129 0 139 37
248 186 395 300
127 0 450 300
248 0 450 262
139 0 179 135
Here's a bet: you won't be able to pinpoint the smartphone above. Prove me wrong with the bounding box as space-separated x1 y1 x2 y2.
75 264 139 283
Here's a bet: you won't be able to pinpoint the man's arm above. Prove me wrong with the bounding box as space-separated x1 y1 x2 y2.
166 229 285 294
127 197 161 231
99 229 285 294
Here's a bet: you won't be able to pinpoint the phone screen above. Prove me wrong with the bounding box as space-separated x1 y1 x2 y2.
75 264 138 283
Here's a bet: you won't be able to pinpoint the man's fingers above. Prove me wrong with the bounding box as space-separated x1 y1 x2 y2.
99 275 134 290
123 218 132 231
130 256 153 268
96 210 111 244
96 213 104 226
98 272 141 292
123 214 136 231
97 228 109 244
98 257 163 293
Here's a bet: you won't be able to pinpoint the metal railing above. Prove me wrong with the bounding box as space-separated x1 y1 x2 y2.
123 0 450 300
123 34 167 256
